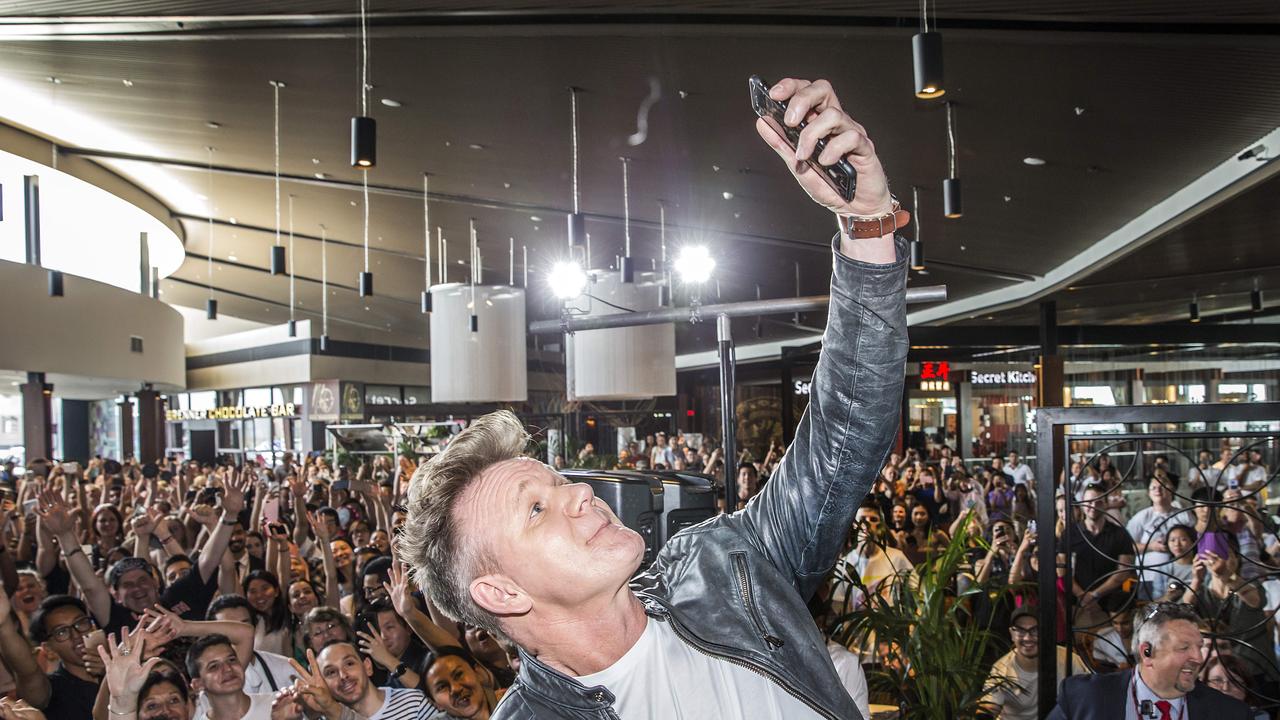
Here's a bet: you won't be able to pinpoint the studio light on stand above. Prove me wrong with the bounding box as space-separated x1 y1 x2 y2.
943 101 963 219
912 0 945 99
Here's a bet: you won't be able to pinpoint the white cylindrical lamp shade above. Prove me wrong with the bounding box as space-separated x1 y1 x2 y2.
571 270 676 400
430 283 528 403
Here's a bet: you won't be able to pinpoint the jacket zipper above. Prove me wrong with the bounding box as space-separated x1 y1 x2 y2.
731 553 785 649
647 602 838 720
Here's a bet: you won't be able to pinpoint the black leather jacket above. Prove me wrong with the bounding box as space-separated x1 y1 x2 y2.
494 235 909 720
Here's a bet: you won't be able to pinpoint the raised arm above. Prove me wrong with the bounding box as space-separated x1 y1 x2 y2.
737 78 907 598
310 511 342 609
36 489 113 624
0 583 50 708
198 471 250 583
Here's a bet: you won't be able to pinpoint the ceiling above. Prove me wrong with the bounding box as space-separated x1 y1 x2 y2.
1 2 1278 355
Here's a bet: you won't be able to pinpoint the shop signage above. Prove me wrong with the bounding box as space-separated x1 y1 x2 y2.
794 380 812 396
969 370 1037 386
166 403 299 421
921 361 951 380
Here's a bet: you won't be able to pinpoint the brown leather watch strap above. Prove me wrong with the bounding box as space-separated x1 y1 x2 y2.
837 208 912 239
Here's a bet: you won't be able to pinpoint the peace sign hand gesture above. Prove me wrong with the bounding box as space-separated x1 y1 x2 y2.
287 649 344 719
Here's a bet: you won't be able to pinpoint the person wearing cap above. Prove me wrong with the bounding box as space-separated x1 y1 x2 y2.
980 607 1086 719
34 470 251 635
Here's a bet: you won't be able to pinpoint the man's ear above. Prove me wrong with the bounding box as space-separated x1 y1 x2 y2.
364 656 374 678
470 574 532 617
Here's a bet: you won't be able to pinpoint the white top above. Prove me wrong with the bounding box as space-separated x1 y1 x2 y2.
983 646 1085 720
826 640 870 720
1007 462 1034 486
845 546 914 599
1126 504 1195 599
574 617 824 720
192 692 275 720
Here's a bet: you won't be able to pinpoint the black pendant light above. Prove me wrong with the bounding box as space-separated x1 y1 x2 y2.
910 185 926 271
320 224 330 351
358 172 373 297
350 0 376 168
567 87 586 247
421 173 432 313
205 146 218 319
269 80 287 275
1189 294 1201 323
47 269 63 297
1251 279 1263 313
943 102 962 219
912 0 945 99
619 156 635 283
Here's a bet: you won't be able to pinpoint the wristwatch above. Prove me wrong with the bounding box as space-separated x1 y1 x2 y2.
836 200 911 239
392 662 410 678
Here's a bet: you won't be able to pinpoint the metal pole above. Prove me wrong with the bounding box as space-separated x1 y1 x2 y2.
529 285 947 334
717 313 736 512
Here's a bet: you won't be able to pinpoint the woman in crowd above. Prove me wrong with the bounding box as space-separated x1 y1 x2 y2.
1203 655 1271 720
243 570 291 656
89 504 126 571
900 504 949 566
1159 524 1198 600
423 647 501 720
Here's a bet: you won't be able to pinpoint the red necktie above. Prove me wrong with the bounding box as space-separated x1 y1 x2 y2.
1155 700 1173 720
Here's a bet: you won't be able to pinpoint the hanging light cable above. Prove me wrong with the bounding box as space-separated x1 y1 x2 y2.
567 87 586 247
658 200 670 306
910 185 926 271
943 101 963 218
619 156 634 283
205 145 218 319
350 0 376 167
288 194 297 336
269 80 287 274
421 173 432 313
358 173 373 296
320 224 330 351
912 0 945 99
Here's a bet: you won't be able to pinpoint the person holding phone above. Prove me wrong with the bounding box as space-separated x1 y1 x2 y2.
1178 530 1276 683
401 76 909 720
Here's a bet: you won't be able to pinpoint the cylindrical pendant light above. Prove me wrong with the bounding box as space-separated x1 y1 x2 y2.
567 87 586 247
205 146 218 319
358 172 372 297
910 185 926 271
421 173 432 313
269 80 287 274
619 156 634 283
912 0 944 99
1189 294 1201 323
1251 279 1263 313
320 224 330 350
943 101 963 219
350 0 376 168
47 269 63 297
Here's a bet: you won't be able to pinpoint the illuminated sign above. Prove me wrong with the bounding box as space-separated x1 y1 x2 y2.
921 361 950 380
794 380 812 396
969 370 1037 386
166 403 299 421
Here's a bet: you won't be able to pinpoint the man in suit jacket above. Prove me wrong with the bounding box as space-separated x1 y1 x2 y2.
1048 603 1252 719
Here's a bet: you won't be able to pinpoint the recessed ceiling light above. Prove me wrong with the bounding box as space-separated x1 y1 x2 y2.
206 121 221 129
380 98 402 107
722 191 734 200
122 79 134 87
227 254 237 261
311 157 321 164
502 182 511 189
350 200 358 206
229 217 237 224
314 172 328 179
530 215 542 222
468 143 485 150
1023 157 1046 166
47 76 61 84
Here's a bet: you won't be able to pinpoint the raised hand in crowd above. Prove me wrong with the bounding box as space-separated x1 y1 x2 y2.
98 626 163 720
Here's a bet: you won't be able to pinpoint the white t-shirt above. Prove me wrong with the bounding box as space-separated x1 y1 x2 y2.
825 641 869 720
575 617 825 720
1007 462 1034 486
983 646 1086 720
192 692 275 720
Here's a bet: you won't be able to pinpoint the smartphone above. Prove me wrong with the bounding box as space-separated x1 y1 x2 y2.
263 495 281 524
1198 531 1231 559
61 462 80 475
22 499 37 519
268 522 289 537
83 628 106 656
749 75 856 203
1027 520 1038 534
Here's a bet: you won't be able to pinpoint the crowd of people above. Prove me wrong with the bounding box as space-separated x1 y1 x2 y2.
0 436 1271 719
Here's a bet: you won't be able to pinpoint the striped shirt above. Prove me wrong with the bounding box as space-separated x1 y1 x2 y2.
368 688 448 720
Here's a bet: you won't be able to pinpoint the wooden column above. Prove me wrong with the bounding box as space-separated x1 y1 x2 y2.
20 372 52 461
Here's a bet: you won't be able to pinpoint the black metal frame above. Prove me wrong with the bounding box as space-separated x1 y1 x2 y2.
1034 401 1280 717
